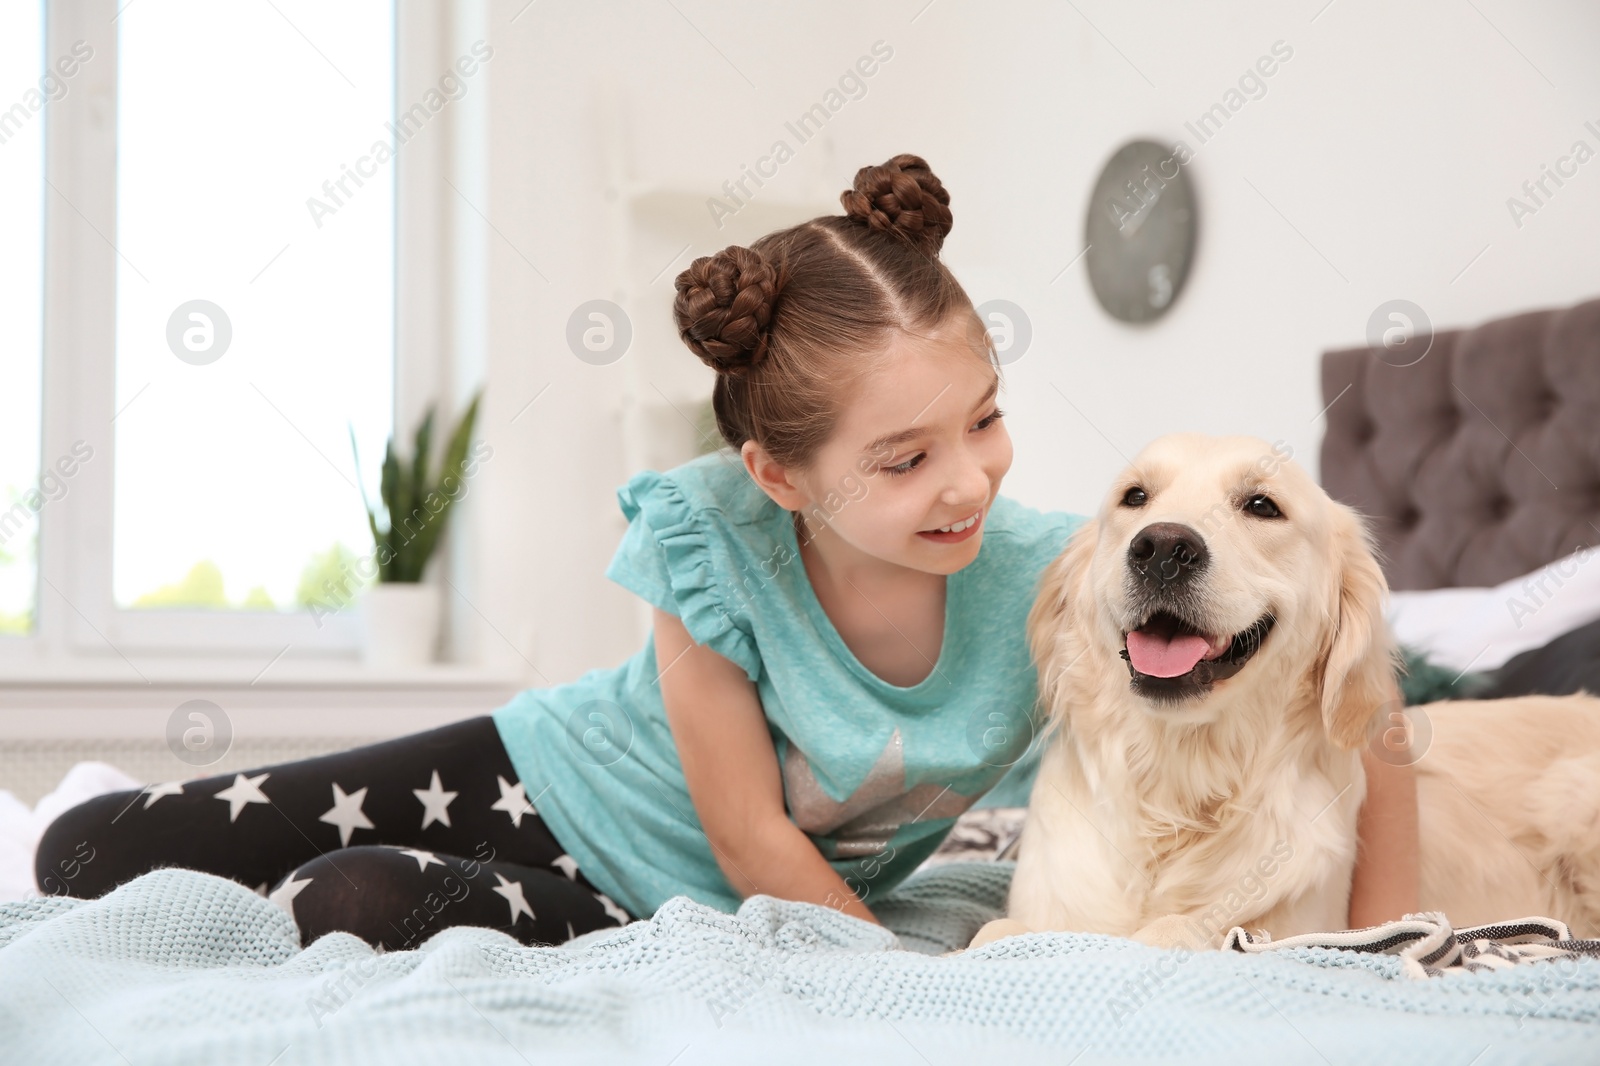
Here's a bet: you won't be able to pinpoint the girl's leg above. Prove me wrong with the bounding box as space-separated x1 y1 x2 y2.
31 715 623 932
268 843 632 951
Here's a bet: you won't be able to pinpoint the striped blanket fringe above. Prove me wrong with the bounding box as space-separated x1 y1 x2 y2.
1223 912 1600 979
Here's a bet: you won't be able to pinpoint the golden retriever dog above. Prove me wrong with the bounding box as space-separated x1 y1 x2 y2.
971 433 1600 952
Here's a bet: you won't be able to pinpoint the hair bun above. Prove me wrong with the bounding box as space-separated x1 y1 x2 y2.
673 245 782 375
840 153 952 255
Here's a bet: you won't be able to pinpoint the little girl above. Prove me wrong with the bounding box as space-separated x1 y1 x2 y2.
35 153 1415 950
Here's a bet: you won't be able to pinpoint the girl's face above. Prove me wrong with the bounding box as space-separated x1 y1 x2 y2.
751 317 1014 578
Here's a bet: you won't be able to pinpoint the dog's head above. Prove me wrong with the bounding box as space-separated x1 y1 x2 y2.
1030 433 1398 749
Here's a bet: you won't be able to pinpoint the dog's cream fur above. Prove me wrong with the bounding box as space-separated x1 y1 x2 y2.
973 433 1600 951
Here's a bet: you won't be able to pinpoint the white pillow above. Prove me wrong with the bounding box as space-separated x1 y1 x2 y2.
0 761 142 902
1386 544 1600 673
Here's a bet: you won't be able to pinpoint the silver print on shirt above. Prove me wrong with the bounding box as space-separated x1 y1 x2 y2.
781 728 979 858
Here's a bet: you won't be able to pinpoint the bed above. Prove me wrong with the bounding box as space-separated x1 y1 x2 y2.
6 298 1600 1065
1320 295 1600 592
1322 295 1600 701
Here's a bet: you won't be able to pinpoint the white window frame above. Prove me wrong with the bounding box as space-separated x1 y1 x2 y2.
1 0 480 680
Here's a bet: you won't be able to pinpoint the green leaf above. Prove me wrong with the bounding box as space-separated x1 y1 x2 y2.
408 389 483 581
380 440 404 581
439 390 482 498
378 438 398 532
349 423 382 551
393 477 428 582
404 508 442 582
392 404 439 582
411 406 436 514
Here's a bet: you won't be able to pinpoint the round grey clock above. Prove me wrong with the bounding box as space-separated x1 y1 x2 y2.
1084 140 1197 324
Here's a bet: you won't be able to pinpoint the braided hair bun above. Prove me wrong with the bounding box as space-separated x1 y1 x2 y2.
673 245 784 376
839 153 953 256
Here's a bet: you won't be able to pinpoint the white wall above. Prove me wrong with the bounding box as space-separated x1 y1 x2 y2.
471 0 1600 686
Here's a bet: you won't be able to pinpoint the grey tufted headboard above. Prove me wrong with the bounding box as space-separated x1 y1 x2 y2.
1319 296 1600 591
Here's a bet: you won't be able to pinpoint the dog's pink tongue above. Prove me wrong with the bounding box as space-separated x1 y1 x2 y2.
1126 630 1210 678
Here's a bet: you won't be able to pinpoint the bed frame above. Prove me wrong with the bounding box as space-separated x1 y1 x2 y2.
1319 296 1600 591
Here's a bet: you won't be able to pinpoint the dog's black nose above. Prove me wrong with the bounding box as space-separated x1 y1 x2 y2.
1128 522 1208 585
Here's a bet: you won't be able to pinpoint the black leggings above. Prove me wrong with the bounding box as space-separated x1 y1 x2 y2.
32 716 637 951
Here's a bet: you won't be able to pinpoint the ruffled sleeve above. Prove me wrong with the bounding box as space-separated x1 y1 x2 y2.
604 469 763 683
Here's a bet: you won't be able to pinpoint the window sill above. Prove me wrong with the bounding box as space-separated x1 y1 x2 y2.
0 659 535 740
0 658 530 690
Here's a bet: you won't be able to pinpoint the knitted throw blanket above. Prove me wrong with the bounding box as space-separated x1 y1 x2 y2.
4 864 1600 1065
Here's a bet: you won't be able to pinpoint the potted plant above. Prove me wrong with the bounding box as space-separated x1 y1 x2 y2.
349 389 483 667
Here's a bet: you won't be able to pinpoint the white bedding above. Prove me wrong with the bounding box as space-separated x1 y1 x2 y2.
1386 545 1600 672
0 761 140 903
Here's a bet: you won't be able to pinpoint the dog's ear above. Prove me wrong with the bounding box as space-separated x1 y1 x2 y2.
1316 502 1400 750
1028 519 1100 718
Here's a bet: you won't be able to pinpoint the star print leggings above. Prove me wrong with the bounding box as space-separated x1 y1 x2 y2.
31 715 637 952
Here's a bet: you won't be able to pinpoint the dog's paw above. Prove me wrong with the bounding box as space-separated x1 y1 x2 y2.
1130 913 1212 951
966 918 1031 950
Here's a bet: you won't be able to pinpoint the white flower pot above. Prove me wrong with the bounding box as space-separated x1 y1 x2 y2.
359 582 440 668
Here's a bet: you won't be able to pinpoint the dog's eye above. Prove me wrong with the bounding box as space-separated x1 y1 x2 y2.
1122 486 1148 507
1244 493 1282 519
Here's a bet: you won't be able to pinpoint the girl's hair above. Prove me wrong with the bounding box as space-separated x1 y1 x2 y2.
672 153 992 470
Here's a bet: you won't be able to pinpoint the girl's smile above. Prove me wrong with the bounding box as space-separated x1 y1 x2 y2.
917 506 985 543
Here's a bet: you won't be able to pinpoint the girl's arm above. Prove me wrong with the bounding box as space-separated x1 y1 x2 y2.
1347 745 1419 928
653 607 881 926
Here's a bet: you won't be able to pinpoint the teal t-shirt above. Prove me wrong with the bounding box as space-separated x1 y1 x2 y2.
490 449 1086 920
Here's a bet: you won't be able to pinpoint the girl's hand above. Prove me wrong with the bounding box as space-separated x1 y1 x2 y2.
652 607 881 926
1348 743 1420 928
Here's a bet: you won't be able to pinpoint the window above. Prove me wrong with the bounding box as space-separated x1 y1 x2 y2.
0 2 46 636
112 1 395 615
0 0 471 674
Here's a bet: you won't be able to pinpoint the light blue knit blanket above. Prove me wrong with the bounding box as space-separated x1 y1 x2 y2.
3 863 1599 1064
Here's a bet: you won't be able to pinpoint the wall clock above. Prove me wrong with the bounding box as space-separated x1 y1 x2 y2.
1084 140 1197 324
